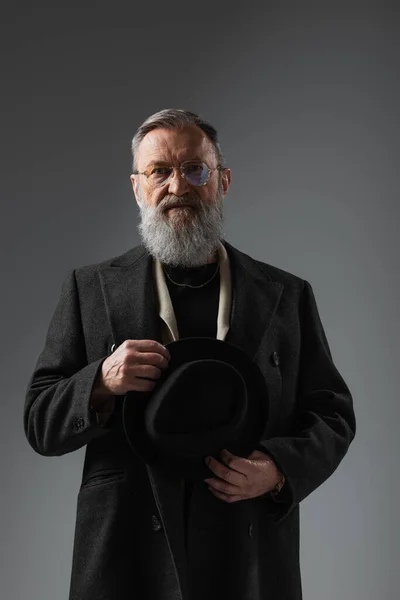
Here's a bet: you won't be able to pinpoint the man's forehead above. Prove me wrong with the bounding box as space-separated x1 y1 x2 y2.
137 125 213 167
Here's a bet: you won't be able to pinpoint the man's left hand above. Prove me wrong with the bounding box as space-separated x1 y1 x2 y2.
204 448 283 503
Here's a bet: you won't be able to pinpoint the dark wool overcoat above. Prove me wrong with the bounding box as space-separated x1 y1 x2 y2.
24 239 356 600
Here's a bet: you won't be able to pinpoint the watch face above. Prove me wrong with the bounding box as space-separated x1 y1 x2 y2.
271 476 285 496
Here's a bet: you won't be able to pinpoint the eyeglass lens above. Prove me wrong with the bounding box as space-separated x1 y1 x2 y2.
149 162 209 186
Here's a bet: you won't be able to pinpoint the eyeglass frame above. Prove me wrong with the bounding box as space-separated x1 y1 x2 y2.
132 160 226 187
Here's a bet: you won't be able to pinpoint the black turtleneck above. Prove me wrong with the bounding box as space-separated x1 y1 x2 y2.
162 261 220 339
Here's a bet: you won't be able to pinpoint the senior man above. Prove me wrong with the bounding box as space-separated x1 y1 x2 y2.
24 108 356 600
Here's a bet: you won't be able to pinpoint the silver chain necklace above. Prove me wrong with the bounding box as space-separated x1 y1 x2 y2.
163 263 220 289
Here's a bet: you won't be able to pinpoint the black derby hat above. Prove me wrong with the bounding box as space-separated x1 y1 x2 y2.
122 337 270 481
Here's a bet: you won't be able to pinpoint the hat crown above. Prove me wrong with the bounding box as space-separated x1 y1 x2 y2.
147 360 242 433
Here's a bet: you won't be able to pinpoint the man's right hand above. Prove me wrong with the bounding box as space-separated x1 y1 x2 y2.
92 339 171 398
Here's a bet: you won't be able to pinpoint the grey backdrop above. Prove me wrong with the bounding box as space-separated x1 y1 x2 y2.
2 2 399 599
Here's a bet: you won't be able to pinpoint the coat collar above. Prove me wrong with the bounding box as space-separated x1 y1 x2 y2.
98 239 283 600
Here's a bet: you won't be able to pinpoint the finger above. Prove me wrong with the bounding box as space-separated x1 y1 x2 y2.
208 486 246 503
205 476 243 496
219 449 256 477
131 351 170 370
205 456 247 487
127 340 171 362
131 364 163 380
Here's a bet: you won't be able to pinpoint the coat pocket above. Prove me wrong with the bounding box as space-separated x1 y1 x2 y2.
80 468 126 491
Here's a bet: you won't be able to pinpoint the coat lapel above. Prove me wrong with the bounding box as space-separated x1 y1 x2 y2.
98 240 284 600
98 245 162 348
223 240 284 360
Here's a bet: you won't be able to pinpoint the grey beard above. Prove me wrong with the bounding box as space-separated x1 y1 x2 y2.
136 185 225 267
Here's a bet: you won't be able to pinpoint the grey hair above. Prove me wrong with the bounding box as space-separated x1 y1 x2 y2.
131 108 225 171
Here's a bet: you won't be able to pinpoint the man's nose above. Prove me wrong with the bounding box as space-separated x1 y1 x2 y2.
166 168 191 196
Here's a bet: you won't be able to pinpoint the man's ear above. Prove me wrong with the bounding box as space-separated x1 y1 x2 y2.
130 175 141 206
221 168 232 197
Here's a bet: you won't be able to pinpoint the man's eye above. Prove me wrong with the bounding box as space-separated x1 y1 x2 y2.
184 163 203 173
151 167 171 175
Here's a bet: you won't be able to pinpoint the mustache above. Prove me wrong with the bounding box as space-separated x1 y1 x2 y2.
158 193 201 212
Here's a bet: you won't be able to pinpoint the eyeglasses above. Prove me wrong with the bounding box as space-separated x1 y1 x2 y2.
132 160 225 188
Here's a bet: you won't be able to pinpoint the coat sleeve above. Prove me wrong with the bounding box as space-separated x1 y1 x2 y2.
24 268 115 456
257 279 356 522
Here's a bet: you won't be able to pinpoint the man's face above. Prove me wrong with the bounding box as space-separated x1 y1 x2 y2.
130 125 231 267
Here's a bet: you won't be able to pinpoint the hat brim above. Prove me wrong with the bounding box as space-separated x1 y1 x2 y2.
122 337 270 481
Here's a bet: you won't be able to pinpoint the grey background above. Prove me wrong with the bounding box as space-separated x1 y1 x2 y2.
2 2 399 599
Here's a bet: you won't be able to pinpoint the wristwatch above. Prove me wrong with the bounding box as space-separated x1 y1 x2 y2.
270 474 286 498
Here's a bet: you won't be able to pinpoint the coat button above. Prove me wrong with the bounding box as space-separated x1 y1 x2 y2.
271 351 280 367
152 515 162 532
248 523 253 538
110 343 116 353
